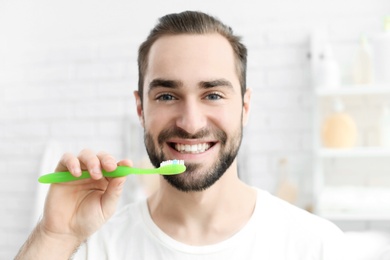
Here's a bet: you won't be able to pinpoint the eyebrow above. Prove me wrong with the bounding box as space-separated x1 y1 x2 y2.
200 79 233 89
148 79 183 92
148 78 234 93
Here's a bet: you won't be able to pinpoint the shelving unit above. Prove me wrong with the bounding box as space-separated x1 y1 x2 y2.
315 84 390 96
317 147 390 158
312 85 390 229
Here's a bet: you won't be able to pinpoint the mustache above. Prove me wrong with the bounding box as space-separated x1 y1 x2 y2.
158 127 227 145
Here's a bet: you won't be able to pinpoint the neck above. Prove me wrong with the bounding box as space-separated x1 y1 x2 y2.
147 161 257 245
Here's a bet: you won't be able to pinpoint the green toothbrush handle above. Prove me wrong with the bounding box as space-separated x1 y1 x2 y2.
38 166 140 184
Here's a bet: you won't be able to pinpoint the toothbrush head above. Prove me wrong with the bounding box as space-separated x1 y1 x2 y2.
158 159 186 175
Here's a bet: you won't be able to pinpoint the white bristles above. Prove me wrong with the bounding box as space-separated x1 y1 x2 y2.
160 159 185 167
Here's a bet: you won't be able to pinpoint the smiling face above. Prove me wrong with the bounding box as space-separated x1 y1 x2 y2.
135 33 251 192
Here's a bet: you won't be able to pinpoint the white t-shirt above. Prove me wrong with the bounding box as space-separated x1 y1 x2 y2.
74 189 345 260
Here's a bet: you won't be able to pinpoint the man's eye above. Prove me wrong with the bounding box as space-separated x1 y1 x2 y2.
205 93 222 100
157 94 175 101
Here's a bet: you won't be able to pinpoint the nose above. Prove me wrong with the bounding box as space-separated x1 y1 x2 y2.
176 99 207 135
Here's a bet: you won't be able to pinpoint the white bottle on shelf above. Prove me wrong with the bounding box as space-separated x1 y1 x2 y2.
380 104 390 147
314 44 341 89
352 35 374 85
372 16 390 85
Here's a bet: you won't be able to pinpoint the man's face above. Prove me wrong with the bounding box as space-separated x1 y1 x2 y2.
135 33 251 192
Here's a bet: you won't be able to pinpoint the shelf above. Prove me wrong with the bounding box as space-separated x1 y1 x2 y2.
315 85 390 97
317 147 390 158
319 213 390 222
316 187 390 222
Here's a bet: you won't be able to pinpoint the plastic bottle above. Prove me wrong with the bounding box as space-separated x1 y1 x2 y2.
372 16 390 85
380 104 390 147
352 35 374 85
275 158 298 205
314 44 341 89
321 98 358 148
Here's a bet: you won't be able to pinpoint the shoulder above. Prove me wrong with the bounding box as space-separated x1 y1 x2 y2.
255 188 343 241
256 189 339 228
253 189 345 259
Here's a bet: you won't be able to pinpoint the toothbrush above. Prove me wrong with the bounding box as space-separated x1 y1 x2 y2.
38 159 186 184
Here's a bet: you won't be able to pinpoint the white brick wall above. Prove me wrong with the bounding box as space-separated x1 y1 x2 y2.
1 0 389 258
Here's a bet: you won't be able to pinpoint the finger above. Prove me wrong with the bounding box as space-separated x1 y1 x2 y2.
55 152 82 177
101 177 127 220
97 151 117 172
77 149 102 180
117 159 133 167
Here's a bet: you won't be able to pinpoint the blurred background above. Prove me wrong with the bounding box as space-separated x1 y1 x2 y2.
1 0 390 258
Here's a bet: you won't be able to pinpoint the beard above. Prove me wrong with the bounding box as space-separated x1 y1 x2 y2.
144 123 243 192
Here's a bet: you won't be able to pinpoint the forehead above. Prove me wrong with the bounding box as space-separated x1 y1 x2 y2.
144 33 239 92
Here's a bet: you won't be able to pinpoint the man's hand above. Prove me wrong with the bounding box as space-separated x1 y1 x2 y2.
16 149 131 259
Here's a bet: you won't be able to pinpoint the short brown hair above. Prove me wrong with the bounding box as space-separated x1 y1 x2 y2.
137 11 247 103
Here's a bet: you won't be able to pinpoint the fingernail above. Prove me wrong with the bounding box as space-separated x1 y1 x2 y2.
91 168 102 178
72 168 82 177
106 162 117 169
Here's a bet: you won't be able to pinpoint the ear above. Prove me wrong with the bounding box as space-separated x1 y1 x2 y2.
242 88 252 126
134 91 145 128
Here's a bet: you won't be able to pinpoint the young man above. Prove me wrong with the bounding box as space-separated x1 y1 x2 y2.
16 11 345 259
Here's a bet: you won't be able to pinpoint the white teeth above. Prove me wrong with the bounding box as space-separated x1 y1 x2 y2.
174 143 211 153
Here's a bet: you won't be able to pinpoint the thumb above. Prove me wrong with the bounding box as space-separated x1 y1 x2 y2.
101 177 126 220
117 159 133 167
